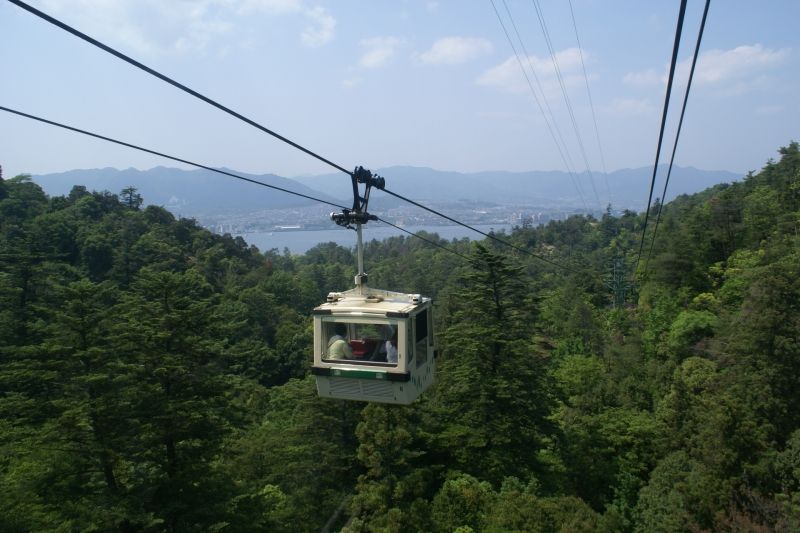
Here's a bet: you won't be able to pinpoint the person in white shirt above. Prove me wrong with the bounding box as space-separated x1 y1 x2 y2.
385 329 398 364
328 323 353 359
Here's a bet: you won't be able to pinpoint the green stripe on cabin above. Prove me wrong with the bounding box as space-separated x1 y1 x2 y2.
331 368 388 380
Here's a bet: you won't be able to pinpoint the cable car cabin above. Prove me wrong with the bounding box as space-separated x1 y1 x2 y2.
311 287 435 405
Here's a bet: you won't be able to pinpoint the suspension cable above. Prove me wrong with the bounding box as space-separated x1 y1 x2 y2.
7 0 353 177
1 105 481 265
380 187 581 273
0 106 347 210
568 0 612 205
375 218 474 263
643 0 711 276
530 0 602 209
489 0 589 212
6 0 606 276
634 0 688 276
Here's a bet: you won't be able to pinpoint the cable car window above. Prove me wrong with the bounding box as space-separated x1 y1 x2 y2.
428 310 434 347
415 310 428 342
406 322 413 364
321 321 397 367
415 311 428 368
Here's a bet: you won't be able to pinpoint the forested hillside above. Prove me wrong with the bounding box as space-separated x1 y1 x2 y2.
1 143 798 532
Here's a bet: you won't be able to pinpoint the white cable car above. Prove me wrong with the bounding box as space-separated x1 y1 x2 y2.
311 286 435 404
310 166 436 404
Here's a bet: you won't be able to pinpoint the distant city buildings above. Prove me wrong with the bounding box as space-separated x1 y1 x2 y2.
202 202 596 236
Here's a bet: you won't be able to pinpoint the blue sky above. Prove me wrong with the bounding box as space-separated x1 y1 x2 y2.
1 0 797 181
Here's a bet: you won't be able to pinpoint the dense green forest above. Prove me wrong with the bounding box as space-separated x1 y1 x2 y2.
1 143 799 532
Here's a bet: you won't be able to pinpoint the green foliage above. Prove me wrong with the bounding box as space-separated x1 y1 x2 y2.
431 473 493 532
541 283 603 356
431 244 556 485
2 142 800 530
228 377 360 532
120 186 143 210
427 474 602 533
634 451 702 532
346 403 433 533
0 179 320 530
666 309 717 360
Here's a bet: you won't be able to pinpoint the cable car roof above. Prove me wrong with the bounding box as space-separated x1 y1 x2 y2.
313 287 429 317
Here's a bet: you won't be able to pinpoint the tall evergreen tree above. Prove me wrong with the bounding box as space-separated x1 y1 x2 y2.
432 244 555 485
113 268 240 530
120 186 143 210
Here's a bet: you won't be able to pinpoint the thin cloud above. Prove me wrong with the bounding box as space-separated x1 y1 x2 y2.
359 37 403 68
717 75 772 97
606 98 655 115
341 77 363 89
238 0 303 14
40 0 232 55
476 110 539 121
477 56 525 92
755 104 783 115
419 37 492 65
238 0 337 47
686 44 789 85
624 44 789 90
623 68 660 87
38 0 336 54
301 6 335 47
476 47 584 94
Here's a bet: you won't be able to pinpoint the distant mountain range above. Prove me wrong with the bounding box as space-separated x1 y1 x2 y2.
33 166 341 215
298 165 742 209
32 165 741 215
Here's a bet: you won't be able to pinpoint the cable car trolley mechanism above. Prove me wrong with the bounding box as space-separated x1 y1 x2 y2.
311 167 436 404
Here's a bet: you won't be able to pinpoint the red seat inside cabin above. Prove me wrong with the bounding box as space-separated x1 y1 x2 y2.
349 339 378 359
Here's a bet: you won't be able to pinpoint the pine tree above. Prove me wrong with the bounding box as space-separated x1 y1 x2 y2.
113 268 240 530
432 244 555 485
120 186 143 210
346 403 432 532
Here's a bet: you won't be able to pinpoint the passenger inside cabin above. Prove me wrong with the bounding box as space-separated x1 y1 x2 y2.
327 323 353 359
385 329 398 364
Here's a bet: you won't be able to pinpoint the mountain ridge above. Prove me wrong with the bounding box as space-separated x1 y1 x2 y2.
296 165 741 209
32 164 742 215
33 166 342 215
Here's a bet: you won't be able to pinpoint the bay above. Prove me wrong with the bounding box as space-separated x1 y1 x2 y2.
237 224 514 254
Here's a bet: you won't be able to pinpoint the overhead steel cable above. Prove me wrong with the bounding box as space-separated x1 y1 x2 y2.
644 0 711 276
4 103 584 274
498 0 579 173
489 0 589 212
1 105 478 265
375 218 473 263
0 105 348 210
567 0 612 206
530 0 602 210
634 0 688 276
497 0 585 205
8 0 596 275
532 0 603 211
380 187 581 274
12 0 535 267
7 0 353 178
